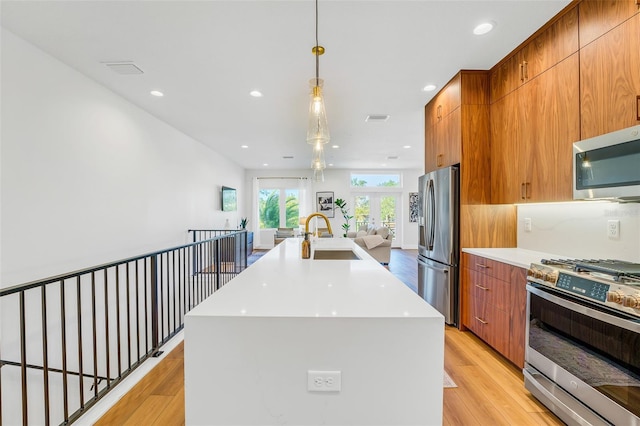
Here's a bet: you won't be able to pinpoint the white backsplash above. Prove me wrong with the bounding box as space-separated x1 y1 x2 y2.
517 201 640 262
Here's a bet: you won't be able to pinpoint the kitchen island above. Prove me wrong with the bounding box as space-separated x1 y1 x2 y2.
184 237 444 426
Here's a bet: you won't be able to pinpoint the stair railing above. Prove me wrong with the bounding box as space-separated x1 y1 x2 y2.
0 230 247 425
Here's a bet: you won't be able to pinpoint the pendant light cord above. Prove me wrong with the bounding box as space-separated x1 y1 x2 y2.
315 0 319 86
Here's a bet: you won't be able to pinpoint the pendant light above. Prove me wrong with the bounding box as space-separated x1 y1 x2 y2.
307 0 329 181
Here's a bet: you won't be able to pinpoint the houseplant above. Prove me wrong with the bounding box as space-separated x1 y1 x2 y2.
334 198 353 237
239 217 248 229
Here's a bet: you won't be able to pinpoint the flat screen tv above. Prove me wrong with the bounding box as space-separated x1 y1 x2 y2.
221 186 237 211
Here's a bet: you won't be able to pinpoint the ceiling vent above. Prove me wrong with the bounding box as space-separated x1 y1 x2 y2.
365 114 390 122
282 155 294 159
387 155 399 160
104 62 144 75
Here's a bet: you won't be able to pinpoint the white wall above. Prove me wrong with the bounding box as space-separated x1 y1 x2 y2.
245 168 421 249
517 201 640 262
1 27 246 287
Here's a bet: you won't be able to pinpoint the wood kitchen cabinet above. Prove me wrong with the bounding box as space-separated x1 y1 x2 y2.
580 11 640 139
461 253 527 369
491 53 580 204
578 0 640 48
490 6 579 103
425 71 490 204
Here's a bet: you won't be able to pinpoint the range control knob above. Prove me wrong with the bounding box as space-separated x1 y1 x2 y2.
543 272 558 284
526 268 536 277
622 294 640 309
606 290 625 304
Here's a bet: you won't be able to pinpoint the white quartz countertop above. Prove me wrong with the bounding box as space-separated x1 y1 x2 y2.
462 247 566 269
187 238 442 319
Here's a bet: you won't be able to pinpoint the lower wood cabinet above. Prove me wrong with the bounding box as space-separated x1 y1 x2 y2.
461 253 527 369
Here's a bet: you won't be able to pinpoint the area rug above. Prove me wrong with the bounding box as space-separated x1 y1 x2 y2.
248 250 268 266
444 371 457 388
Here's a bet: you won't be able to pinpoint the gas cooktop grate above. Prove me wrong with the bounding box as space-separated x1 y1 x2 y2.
540 259 640 280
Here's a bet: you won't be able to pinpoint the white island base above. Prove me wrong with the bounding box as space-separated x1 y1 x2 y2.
185 238 444 425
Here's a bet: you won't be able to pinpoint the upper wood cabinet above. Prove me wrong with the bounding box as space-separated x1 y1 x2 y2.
580 12 640 139
490 6 579 103
424 71 490 204
579 0 640 48
491 54 580 204
425 76 461 130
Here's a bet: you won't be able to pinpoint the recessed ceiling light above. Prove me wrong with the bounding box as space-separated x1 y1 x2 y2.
150 90 164 97
328 163 334 167
241 145 249 149
263 163 268 166
331 145 340 149
381 163 387 167
473 21 495 35
403 145 412 149
250 90 263 97
422 84 437 92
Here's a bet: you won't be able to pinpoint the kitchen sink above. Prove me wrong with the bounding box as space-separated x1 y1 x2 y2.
312 250 361 260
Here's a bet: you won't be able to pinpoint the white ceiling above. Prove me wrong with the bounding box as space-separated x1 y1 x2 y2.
1 0 571 171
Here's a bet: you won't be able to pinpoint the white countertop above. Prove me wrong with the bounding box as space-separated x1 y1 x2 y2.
187 237 442 319
462 247 566 269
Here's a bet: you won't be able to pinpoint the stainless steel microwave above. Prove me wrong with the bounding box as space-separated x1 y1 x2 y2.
573 124 640 202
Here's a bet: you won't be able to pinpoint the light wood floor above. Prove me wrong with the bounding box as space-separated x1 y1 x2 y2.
96 249 562 425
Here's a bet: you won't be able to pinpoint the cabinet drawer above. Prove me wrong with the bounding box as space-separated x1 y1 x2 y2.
462 253 513 280
469 299 510 357
467 270 508 311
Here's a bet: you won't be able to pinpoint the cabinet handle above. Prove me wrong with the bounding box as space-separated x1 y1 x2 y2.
521 183 526 200
475 263 489 269
525 182 531 199
523 61 528 80
436 154 443 167
437 105 442 120
475 284 489 291
475 317 488 325
519 63 524 82
636 95 640 121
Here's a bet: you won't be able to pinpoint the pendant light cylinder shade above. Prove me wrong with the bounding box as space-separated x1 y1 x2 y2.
311 143 326 171
306 78 330 145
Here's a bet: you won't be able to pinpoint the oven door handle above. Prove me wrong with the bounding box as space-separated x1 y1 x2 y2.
527 283 640 333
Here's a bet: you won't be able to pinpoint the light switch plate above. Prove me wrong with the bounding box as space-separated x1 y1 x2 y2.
524 218 532 232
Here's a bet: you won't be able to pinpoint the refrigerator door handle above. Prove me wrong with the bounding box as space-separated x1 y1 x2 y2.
427 179 436 250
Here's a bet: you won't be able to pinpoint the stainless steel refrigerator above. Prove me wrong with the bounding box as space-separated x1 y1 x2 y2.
417 166 459 326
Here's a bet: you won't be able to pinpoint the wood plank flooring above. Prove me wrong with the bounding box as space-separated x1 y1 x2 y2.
96 248 562 425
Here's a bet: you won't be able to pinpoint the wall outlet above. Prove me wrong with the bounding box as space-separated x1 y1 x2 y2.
307 370 341 392
607 220 620 239
524 218 532 233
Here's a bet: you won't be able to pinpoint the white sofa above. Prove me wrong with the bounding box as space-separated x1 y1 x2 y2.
347 226 392 265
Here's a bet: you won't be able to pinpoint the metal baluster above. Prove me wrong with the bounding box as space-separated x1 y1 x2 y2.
151 255 159 354
116 265 122 379
91 272 98 398
20 291 28 426
76 276 85 411
41 286 50 426
126 262 132 370
104 269 110 388
144 258 149 355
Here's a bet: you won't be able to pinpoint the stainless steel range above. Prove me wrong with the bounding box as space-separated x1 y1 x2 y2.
525 259 640 426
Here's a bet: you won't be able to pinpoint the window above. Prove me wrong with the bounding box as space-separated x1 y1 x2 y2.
259 188 299 229
351 173 401 188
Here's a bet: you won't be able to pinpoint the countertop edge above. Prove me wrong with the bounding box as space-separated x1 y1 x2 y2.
461 247 565 269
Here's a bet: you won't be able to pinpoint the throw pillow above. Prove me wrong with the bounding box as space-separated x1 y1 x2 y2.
376 227 390 239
